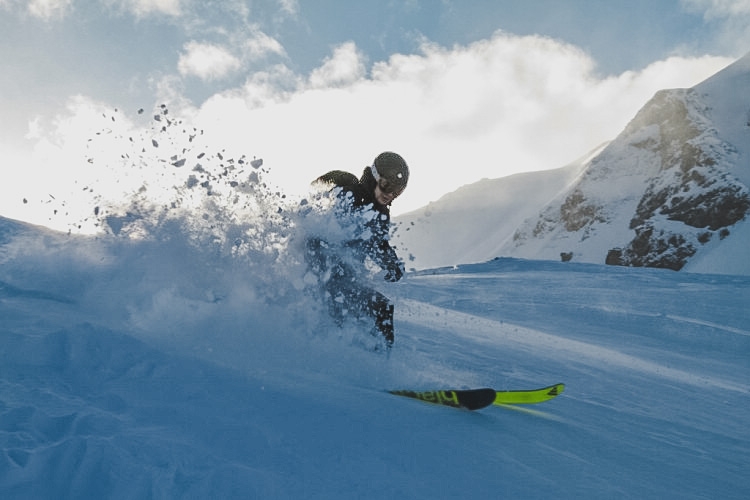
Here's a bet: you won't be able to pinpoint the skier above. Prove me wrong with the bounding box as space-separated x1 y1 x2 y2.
305 151 409 350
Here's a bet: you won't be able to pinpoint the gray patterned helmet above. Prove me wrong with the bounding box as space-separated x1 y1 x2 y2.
371 152 409 194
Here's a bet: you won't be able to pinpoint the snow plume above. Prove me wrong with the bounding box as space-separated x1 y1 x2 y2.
79 106 298 313
87 105 285 248
4 104 400 384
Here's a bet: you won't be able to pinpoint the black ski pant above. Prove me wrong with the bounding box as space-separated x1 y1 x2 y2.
306 238 395 346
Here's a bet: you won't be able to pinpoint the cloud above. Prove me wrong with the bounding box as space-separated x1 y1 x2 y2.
0 0 73 20
8 32 736 231
0 0 182 19
176 29 286 83
29 0 73 19
682 0 750 17
308 42 366 88
114 0 182 17
243 29 287 62
681 0 750 55
178 41 242 81
276 0 299 16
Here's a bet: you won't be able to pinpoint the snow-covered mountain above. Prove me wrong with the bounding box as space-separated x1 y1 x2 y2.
392 154 591 270
395 52 750 275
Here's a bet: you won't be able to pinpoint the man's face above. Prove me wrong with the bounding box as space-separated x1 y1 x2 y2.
374 183 397 206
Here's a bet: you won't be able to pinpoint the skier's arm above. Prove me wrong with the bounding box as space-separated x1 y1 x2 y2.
377 240 405 282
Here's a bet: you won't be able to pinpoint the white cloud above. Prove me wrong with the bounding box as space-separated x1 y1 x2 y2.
243 29 287 62
276 0 299 16
25 0 72 20
1 0 183 20
107 0 182 18
130 0 181 17
178 41 242 81
308 42 366 88
681 0 750 56
176 31 286 83
682 0 750 17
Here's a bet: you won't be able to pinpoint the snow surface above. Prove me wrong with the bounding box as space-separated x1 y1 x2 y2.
1 213 748 499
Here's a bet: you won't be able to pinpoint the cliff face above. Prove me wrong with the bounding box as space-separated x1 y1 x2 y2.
507 55 749 271
607 88 747 270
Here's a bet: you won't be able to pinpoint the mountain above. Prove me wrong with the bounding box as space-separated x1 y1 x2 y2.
392 151 594 270
395 52 750 275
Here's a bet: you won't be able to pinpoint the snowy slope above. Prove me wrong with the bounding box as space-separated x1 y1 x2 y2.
393 151 593 270
395 53 750 274
694 51 750 187
1 214 748 499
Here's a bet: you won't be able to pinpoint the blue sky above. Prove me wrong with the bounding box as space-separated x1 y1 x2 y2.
1 0 748 228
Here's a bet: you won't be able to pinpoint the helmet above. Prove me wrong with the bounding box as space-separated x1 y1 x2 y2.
372 152 409 193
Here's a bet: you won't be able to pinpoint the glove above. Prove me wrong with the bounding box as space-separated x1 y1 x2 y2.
384 261 404 282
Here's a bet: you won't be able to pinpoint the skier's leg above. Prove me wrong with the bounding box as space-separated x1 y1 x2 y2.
324 261 357 326
318 263 395 348
369 291 395 348
331 284 395 348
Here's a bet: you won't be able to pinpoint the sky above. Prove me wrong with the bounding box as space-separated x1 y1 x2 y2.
1 0 749 230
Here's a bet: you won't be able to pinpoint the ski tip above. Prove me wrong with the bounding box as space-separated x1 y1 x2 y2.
493 382 566 405
548 383 565 396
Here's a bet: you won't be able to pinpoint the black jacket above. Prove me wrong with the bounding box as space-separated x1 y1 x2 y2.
315 167 404 281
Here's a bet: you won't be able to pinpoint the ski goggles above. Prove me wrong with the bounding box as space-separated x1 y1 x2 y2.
371 165 406 197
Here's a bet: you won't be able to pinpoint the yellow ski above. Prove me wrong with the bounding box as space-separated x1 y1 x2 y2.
494 383 565 405
389 384 565 410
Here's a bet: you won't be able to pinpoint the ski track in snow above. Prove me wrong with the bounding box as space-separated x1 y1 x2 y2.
665 314 750 337
401 299 748 394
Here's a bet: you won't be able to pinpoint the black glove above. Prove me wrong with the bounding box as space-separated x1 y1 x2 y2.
384 261 404 282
